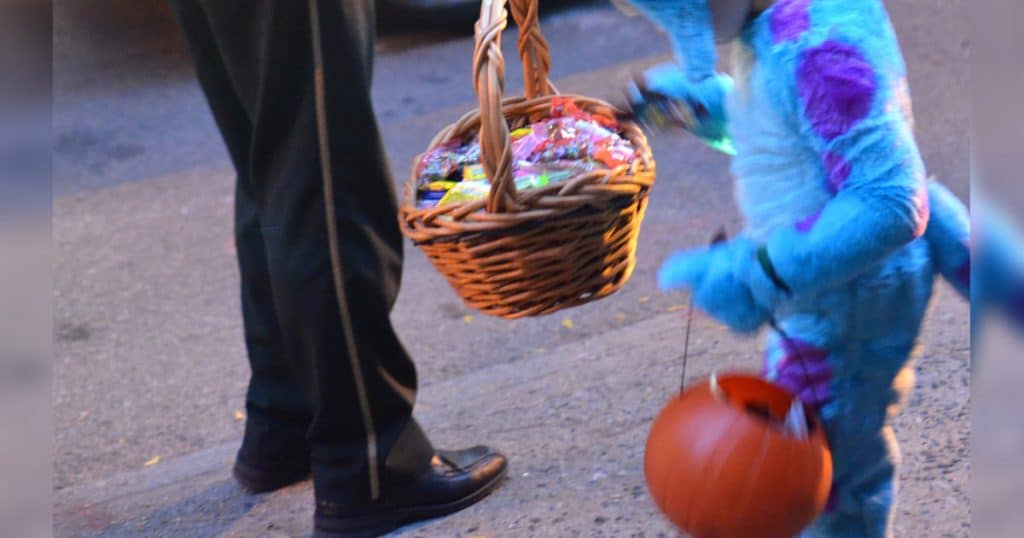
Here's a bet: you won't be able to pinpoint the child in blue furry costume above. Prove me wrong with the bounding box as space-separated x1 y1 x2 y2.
619 0 972 535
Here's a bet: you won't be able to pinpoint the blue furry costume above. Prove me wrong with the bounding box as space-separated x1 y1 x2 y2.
972 193 1024 341
622 0 973 535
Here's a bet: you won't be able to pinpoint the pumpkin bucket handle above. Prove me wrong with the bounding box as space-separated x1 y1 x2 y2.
679 226 826 417
679 228 730 391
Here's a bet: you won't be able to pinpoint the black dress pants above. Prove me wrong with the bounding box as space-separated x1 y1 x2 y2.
169 0 433 504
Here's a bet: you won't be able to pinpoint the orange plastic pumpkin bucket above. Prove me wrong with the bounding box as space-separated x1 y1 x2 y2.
644 372 833 538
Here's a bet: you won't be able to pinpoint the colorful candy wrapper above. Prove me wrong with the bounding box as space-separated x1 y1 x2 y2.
416 188 448 210
416 140 482 187
512 128 549 162
593 140 635 168
515 174 549 191
416 140 459 179
424 181 458 192
416 103 635 208
438 180 491 206
462 142 481 163
549 96 619 130
462 164 487 181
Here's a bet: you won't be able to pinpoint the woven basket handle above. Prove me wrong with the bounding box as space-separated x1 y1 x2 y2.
474 0 556 213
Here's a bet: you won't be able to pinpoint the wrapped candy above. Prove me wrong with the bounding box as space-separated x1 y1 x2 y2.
415 100 637 209
592 138 635 168
512 127 550 162
417 188 448 210
462 164 487 181
438 180 491 206
548 96 619 130
416 139 482 187
511 127 533 140
416 140 460 183
425 181 458 191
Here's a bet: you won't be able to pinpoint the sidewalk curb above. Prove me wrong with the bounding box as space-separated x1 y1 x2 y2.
54 311 722 537
54 441 237 537
54 286 969 537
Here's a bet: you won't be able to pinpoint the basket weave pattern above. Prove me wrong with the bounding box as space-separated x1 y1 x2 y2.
398 0 656 319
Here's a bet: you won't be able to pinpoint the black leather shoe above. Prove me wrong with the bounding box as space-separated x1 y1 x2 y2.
233 450 311 494
313 446 508 537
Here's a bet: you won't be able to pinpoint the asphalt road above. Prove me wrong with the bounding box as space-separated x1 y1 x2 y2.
54 2 972 528
53 0 640 197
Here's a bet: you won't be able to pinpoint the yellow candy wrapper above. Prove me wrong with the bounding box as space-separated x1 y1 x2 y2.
438 180 491 206
424 181 458 191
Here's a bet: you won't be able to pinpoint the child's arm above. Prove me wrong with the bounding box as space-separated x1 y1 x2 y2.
627 65 734 152
625 0 718 81
660 37 930 331
925 180 970 299
757 40 930 300
622 0 732 148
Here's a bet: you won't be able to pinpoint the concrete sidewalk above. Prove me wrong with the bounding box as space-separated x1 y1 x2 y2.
55 287 969 537
53 2 971 535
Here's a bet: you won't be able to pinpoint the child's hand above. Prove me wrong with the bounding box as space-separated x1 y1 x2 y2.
658 237 781 334
626 63 732 144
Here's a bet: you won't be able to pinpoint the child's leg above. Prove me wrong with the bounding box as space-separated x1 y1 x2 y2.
801 411 902 538
765 329 915 538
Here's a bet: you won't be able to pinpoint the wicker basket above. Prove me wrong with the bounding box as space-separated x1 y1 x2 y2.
398 0 656 319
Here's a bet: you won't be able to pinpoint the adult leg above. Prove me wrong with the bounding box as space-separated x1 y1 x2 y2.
169 0 313 492
172 2 506 533
173 0 432 501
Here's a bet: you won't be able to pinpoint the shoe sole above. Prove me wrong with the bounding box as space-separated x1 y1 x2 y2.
232 458 311 494
312 463 509 538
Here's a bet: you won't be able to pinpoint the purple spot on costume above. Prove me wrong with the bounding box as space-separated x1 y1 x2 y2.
773 339 832 409
796 210 823 232
771 0 811 43
798 41 878 140
823 152 852 194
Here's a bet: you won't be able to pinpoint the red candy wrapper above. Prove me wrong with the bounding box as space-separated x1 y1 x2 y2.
549 96 619 130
